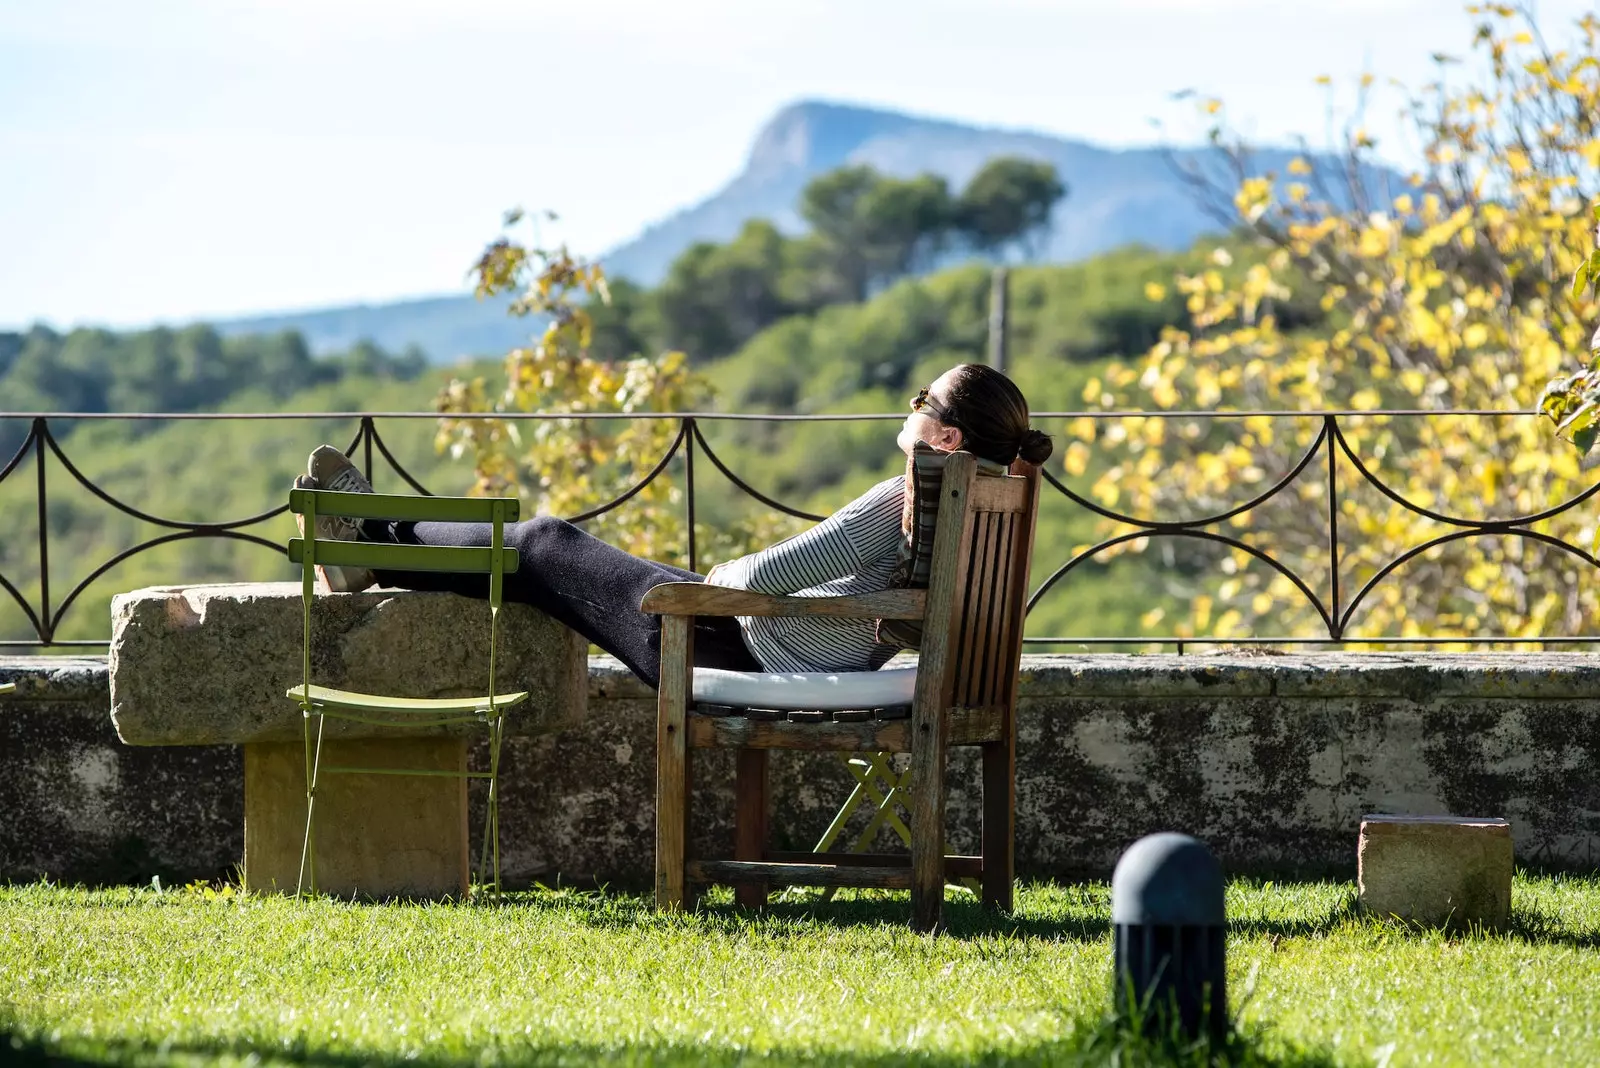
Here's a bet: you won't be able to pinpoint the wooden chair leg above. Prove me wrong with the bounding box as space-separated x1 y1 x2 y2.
909 715 947 933
734 748 769 908
656 616 693 911
981 738 1015 912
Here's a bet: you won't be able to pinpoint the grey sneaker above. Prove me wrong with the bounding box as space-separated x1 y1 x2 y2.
293 469 376 594
308 444 374 496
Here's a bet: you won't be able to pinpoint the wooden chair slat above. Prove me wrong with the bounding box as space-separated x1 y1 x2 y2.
953 517 983 707
766 852 985 880
980 513 1017 706
961 512 1001 707
686 704 1003 750
642 584 926 620
690 859 913 889
968 476 1029 514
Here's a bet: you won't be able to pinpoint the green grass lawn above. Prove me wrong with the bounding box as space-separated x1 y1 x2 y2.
3 877 1598 1067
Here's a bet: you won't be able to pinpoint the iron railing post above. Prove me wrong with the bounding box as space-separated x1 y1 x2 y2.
1325 414 1342 640
685 417 697 574
33 418 50 643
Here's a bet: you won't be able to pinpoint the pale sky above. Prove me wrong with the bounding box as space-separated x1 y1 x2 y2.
2 0 1592 329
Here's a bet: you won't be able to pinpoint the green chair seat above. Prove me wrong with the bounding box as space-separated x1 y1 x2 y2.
286 685 530 717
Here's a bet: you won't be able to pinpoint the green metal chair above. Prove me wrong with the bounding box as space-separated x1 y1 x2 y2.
285 487 527 898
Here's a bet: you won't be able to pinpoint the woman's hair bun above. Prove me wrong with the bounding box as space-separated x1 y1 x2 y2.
1017 428 1054 465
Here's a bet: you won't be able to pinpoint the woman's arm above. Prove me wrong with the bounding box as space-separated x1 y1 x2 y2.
708 476 904 595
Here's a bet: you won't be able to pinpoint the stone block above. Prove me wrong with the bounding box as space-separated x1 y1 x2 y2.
109 582 587 745
1357 814 1512 930
245 738 469 898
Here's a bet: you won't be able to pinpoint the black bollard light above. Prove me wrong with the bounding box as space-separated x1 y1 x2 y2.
1110 832 1228 1043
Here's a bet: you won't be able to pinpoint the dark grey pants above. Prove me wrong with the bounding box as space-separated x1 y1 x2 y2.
372 515 760 688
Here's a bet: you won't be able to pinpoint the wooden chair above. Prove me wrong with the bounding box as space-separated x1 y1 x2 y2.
285 487 528 898
641 452 1041 932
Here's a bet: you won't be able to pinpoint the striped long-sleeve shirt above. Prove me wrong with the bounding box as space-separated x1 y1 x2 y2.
707 475 906 674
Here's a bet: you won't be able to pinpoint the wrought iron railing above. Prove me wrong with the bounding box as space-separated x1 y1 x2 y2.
2 409 1598 651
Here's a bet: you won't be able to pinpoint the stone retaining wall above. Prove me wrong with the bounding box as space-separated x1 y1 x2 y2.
5 652 1599 887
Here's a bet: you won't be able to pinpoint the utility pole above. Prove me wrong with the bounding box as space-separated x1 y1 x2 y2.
987 266 1009 373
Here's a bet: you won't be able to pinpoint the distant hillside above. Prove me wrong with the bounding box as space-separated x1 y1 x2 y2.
210 99 1390 362
212 292 520 367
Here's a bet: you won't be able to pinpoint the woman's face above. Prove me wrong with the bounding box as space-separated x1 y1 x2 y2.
897 368 964 457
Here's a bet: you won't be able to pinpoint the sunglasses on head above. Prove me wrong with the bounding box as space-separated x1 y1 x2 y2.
910 387 955 423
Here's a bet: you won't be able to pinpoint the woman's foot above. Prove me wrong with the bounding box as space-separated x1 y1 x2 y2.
309 444 374 496
293 454 377 593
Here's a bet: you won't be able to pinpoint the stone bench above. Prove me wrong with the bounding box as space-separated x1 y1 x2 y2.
109 582 587 897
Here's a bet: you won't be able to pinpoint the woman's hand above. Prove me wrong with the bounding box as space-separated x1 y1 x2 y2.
705 561 729 585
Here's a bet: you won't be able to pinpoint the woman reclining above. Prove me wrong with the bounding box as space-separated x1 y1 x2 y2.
297 362 1053 688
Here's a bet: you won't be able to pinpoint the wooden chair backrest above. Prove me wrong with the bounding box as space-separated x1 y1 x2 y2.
915 452 1040 713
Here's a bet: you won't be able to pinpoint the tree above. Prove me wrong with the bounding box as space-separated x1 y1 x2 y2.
799 165 883 303
1070 4 1600 647
858 173 954 282
586 277 660 364
954 157 1066 260
799 165 956 302
653 220 793 360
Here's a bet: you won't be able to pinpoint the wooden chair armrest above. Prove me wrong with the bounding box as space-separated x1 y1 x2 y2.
640 583 925 620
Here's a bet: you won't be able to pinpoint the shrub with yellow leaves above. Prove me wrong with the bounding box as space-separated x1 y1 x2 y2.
1071 4 1600 647
434 210 712 566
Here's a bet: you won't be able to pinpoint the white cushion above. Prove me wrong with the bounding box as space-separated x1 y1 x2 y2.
690 666 917 710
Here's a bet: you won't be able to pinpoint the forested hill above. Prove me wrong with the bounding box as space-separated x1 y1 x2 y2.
0 325 428 456
0 241 1235 646
200 100 1368 362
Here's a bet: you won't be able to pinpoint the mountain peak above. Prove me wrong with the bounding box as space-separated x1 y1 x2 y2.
744 99 939 180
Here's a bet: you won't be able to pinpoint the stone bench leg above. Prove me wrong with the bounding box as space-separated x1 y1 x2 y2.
244 738 469 898
1357 814 1512 930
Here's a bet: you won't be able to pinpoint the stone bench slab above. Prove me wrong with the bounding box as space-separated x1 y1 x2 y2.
110 582 587 746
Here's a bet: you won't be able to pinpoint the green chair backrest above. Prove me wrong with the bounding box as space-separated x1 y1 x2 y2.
288 489 520 599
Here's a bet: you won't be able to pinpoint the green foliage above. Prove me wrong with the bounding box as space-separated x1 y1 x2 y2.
956 157 1069 259
1541 201 1600 457
652 221 802 360
799 165 957 302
